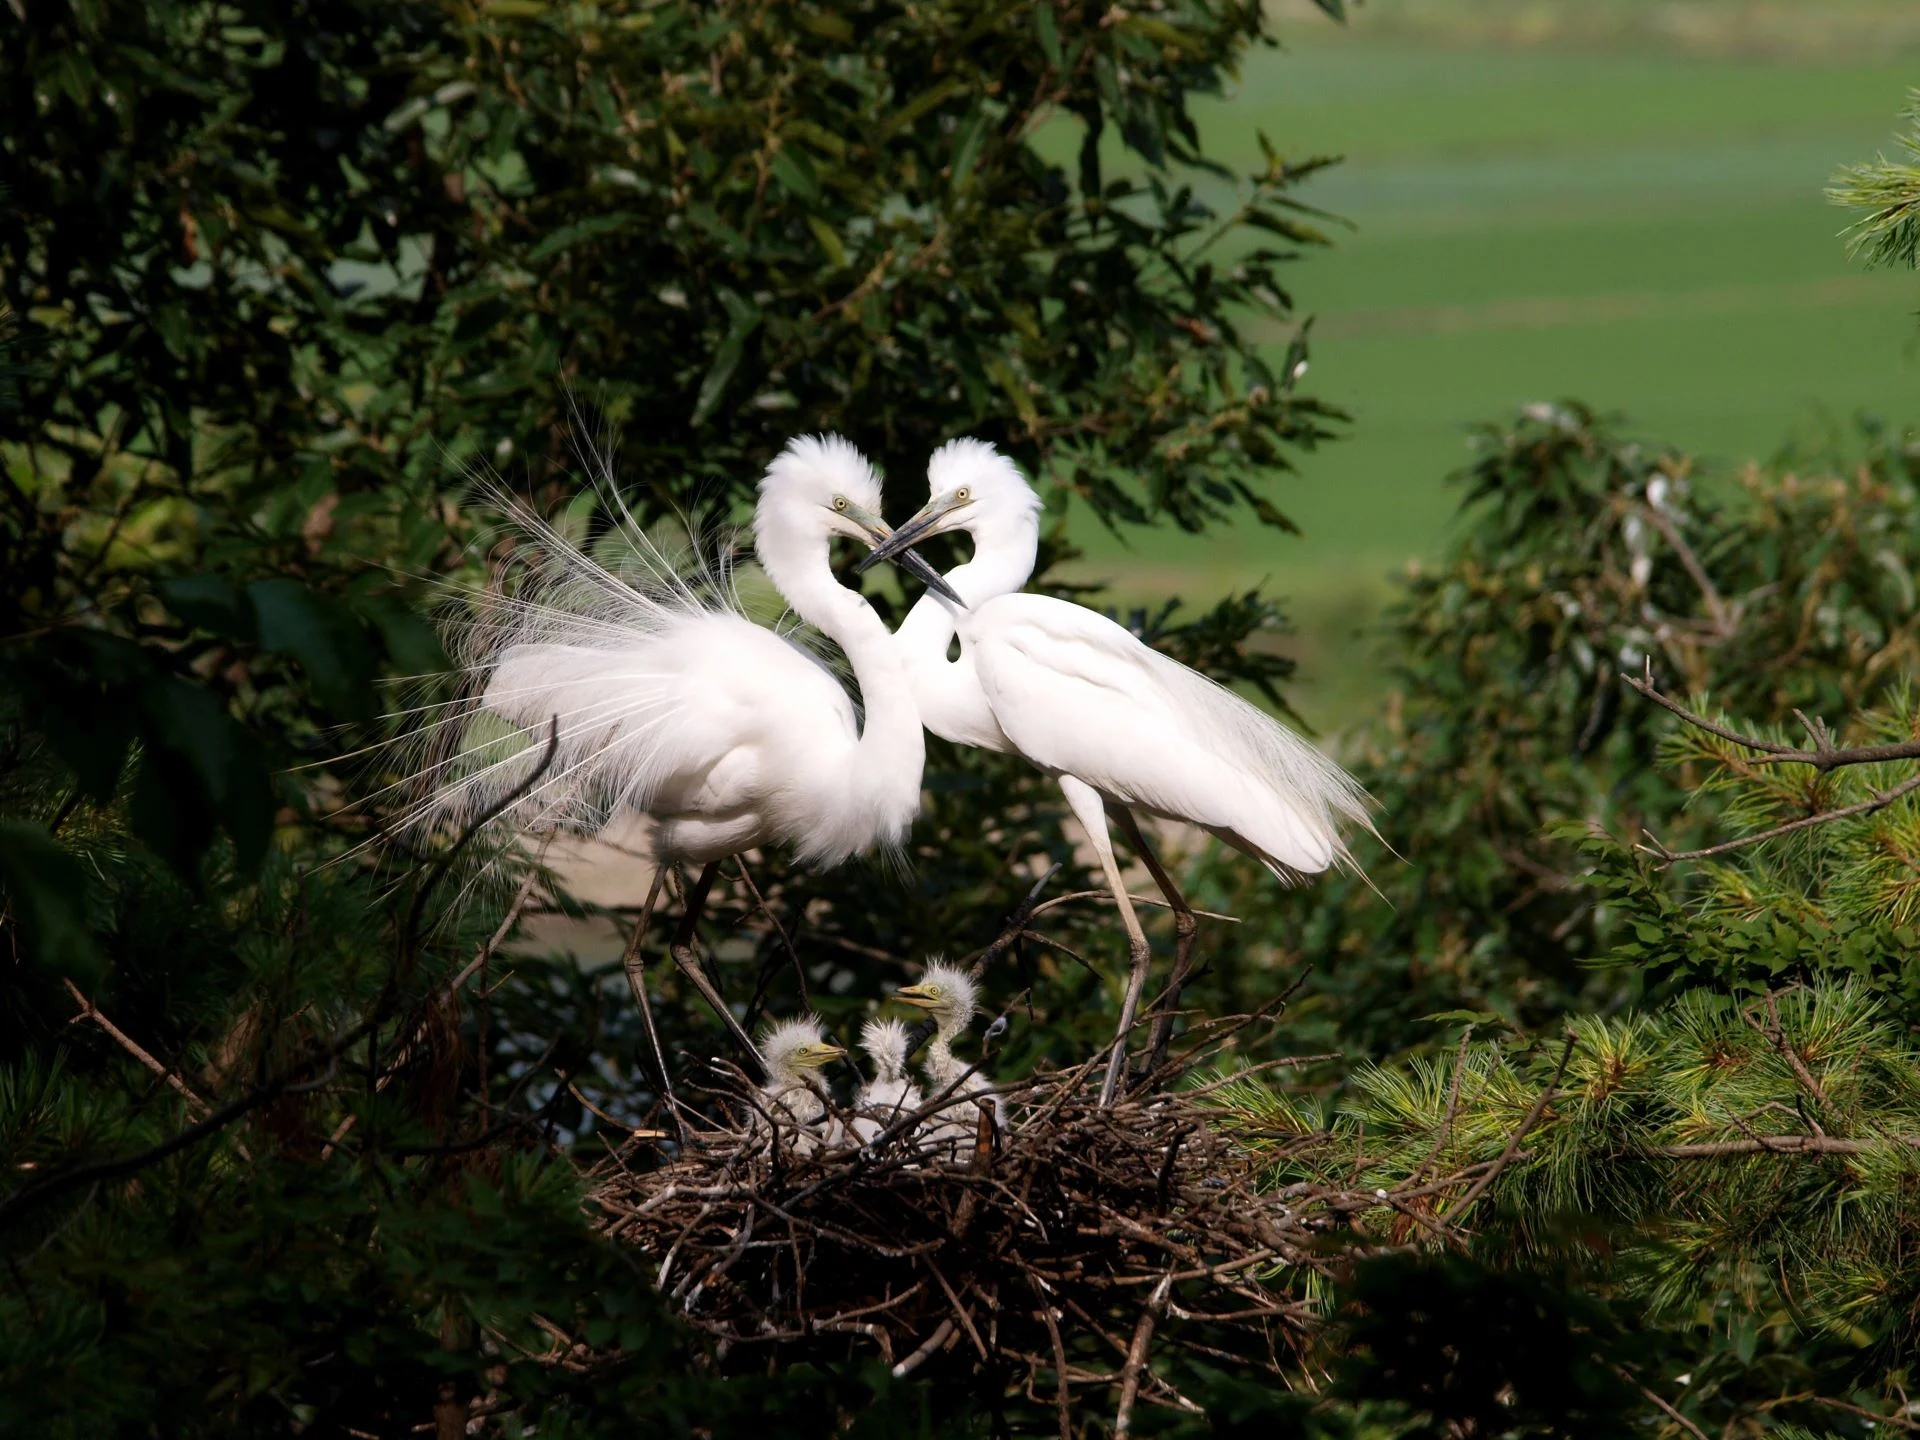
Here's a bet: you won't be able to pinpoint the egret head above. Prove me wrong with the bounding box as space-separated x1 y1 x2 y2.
858 1016 913 1083
758 1015 847 1083
894 959 980 1034
758 435 962 603
856 437 1041 574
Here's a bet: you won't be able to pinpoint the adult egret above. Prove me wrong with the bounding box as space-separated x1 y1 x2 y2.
852 1016 923 1143
753 1015 846 1154
413 435 960 1069
896 961 999 1153
863 440 1371 1104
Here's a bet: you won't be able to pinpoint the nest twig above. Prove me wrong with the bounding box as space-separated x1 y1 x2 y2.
583 1012 1434 1424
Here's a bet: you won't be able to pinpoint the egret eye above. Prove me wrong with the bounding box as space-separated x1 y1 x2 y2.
955 487 971 502
832 495 848 511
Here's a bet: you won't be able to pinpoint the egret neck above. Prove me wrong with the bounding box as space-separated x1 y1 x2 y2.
754 505 927 835
891 498 1039 753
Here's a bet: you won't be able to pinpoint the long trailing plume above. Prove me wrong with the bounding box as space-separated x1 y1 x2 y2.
374 434 829 856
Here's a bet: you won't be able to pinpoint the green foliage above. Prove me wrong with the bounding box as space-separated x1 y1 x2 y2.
1574 689 1920 1006
1183 399 1920 1435
2 0 1334 876
7 2 1920 1435
1210 404 1920 1061
1247 985 1920 1341
1830 88 1920 270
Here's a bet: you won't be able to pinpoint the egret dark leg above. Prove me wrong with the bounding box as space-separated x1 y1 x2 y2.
668 860 766 1076
1060 776 1151 1107
619 865 683 1141
1114 809 1199 1085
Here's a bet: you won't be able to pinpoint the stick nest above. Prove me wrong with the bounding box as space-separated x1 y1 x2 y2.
587 1022 1356 1417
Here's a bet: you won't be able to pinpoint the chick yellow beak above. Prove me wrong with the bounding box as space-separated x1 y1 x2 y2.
894 985 940 1009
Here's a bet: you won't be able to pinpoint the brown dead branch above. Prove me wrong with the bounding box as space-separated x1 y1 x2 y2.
578 1007 1509 1421
1621 665 1920 864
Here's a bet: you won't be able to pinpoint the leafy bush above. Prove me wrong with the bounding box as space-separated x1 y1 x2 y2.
1219 405 1920 1060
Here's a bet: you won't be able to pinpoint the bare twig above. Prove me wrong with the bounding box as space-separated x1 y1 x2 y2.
1622 667 1920 771
1649 1135 1902 1158
63 978 212 1120
1612 1363 1710 1440
1746 991 1830 1110
967 863 1062 979
1805 1393 1920 1432
1440 1031 1578 1230
734 856 808 1013
321 870 540 1161
619 866 683 1145
1113 1271 1173 1439
891 1319 956 1379
1637 771 1920 866
1638 502 1733 641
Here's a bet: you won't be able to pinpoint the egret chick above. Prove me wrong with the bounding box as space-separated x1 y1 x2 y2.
852 1017 924 1143
896 961 1002 1156
753 1016 846 1156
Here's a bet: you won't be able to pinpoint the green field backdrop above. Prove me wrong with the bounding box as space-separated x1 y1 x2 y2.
1061 0 1920 728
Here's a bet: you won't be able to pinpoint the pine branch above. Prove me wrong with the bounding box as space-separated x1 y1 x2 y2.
1622 667 1920 865
1829 90 1920 270
1621 669 1920 771
1636 771 1920 867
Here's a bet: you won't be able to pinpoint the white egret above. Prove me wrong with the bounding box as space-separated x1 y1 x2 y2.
851 1016 924 1143
412 435 960 1069
753 1015 846 1154
895 961 1000 1154
862 440 1371 1104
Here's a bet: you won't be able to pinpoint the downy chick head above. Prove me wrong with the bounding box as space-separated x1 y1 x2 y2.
758 1014 846 1086
859 1016 913 1085
895 959 979 1034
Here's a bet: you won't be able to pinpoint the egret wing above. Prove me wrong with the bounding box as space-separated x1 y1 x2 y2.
969 595 1368 877
473 611 859 831
407 492 859 845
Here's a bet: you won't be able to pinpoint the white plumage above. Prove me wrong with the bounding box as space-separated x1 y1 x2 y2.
419 435 931 871
852 1016 924 1144
753 1015 846 1155
896 960 1000 1157
864 440 1372 1104
396 434 958 1066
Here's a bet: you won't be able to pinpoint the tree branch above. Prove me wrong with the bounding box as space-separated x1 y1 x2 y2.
1439 1031 1577 1230
1636 771 1920 867
1622 668 1920 770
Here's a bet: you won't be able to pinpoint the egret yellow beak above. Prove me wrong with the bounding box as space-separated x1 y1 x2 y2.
797 1042 848 1068
855 489 973 575
837 500 966 607
894 985 941 1009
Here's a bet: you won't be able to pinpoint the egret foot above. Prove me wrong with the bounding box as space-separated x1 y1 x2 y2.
667 861 765 1075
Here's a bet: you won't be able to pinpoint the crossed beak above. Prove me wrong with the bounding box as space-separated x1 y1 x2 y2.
853 491 970 582
837 499 965 608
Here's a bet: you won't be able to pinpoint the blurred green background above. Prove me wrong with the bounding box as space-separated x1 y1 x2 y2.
1061 0 1920 727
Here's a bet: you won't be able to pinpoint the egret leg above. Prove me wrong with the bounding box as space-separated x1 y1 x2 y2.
619 865 683 1142
668 860 766 1075
1058 775 1151 1108
1113 809 1200 1084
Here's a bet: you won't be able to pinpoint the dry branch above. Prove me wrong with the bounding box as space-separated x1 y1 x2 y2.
1621 666 1920 864
581 1011 1504 1420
